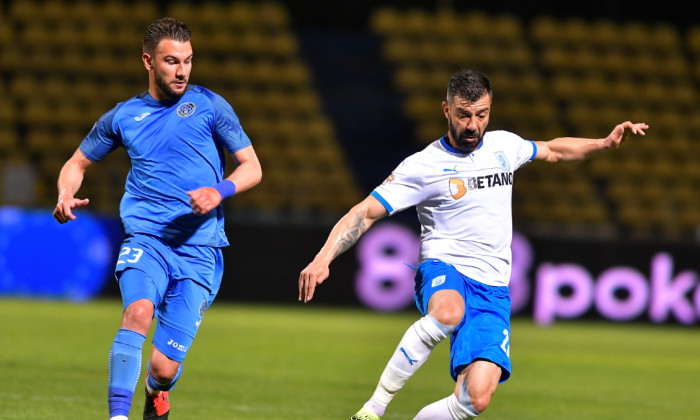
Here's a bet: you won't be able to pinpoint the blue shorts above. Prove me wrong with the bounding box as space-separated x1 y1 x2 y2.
414 259 512 383
114 234 223 362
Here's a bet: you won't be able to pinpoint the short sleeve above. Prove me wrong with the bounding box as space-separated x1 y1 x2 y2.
371 158 430 215
501 131 537 170
211 94 252 153
79 106 122 162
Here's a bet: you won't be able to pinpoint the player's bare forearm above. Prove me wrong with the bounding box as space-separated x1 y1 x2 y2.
333 210 368 258
536 137 607 162
317 196 386 264
298 195 387 303
188 146 262 215
227 145 262 194
297 207 369 303
535 121 648 162
53 149 93 223
57 151 90 197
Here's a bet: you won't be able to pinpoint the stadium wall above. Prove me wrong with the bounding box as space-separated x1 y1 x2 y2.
3 207 699 326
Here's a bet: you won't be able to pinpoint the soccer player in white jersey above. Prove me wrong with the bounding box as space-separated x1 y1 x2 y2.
299 69 647 420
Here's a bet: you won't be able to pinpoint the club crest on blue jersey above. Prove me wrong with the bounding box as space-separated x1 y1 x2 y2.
177 102 196 117
494 151 511 172
199 299 207 318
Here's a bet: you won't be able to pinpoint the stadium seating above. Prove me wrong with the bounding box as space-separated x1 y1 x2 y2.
367 6 700 239
2 2 699 239
369 7 617 237
531 15 699 239
165 1 362 216
0 0 361 218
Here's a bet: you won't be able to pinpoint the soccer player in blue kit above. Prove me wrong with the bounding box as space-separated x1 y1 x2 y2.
53 18 262 420
299 69 647 419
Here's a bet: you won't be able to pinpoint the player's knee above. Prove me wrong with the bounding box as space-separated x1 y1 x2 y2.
456 375 496 416
121 299 154 333
467 390 491 414
427 291 465 326
461 383 494 414
430 302 464 326
149 357 180 383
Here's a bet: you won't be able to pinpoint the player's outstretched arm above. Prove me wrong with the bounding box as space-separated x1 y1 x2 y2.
53 148 93 224
534 121 648 163
299 195 388 303
187 145 262 215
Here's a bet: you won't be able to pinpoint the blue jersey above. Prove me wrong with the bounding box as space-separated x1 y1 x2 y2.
80 85 251 247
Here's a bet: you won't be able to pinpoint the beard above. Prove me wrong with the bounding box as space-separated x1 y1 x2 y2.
154 69 187 100
448 118 482 153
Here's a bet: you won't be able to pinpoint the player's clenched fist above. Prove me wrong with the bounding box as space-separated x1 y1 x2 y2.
187 187 222 215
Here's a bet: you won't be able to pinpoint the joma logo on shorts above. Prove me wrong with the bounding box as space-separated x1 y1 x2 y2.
167 339 188 352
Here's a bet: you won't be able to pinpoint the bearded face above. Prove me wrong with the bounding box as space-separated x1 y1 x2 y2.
442 93 492 153
144 39 192 101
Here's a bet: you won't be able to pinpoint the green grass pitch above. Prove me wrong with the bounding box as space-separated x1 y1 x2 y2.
1 299 699 419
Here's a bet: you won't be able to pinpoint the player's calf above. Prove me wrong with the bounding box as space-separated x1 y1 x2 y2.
414 379 481 419
108 328 147 419
362 315 456 417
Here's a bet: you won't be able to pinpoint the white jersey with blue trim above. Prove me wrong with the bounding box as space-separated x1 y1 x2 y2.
80 85 251 247
371 131 537 287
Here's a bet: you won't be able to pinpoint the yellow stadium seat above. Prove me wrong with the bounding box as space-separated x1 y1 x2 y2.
0 15 12 44
0 127 19 158
269 32 299 57
383 37 414 63
687 26 700 57
168 2 198 23
530 16 560 45
10 0 40 23
402 9 431 37
560 18 589 45
258 3 290 29
432 10 459 39
590 20 619 48
651 23 681 51
370 6 401 36
224 2 258 29
461 12 492 39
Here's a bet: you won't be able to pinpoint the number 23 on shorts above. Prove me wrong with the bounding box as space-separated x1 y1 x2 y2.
117 247 144 265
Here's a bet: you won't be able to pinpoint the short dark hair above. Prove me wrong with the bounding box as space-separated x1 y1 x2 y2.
143 17 192 54
446 69 493 103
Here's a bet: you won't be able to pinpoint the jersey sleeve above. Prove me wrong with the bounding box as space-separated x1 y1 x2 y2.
211 94 252 153
79 106 122 162
505 131 537 170
371 158 430 215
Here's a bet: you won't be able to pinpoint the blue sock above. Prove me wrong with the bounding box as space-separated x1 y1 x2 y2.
146 359 183 393
108 328 146 417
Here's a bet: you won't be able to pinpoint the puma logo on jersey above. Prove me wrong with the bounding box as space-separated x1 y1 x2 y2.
134 112 151 121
